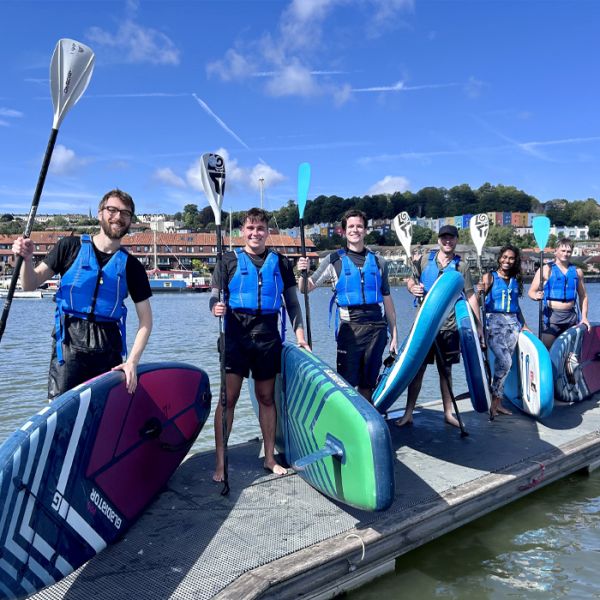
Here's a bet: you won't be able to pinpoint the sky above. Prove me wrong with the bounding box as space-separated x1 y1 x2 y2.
1 0 599 216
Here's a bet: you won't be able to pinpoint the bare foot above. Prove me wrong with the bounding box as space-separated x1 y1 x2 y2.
394 415 413 427
492 405 512 416
212 464 225 482
444 413 460 428
264 459 287 476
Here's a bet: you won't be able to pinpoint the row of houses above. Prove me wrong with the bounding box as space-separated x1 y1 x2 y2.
0 231 318 274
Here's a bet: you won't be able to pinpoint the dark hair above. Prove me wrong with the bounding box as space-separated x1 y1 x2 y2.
341 209 367 230
497 244 523 295
557 237 574 249
244 207 270 226
99 189 135 214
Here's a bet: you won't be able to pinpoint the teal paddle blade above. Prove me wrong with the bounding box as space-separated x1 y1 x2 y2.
533 216 551 250
297 162 311 218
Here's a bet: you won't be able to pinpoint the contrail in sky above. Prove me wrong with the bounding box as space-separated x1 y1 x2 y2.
192 93 249 149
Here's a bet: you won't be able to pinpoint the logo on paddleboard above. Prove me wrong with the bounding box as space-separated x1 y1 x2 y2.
89 488 122 530
323 368 350 388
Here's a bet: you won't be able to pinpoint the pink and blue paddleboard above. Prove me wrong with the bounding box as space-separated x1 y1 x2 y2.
0 363 211 599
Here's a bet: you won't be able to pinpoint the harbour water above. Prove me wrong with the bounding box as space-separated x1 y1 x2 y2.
0 282 599 598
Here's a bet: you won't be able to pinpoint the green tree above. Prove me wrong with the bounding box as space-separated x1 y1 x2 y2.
412 225 434 245
0 214 13 222
588 220 600 239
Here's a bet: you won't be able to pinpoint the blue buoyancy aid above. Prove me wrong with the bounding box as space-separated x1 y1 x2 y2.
334 249 383 307
485 271 520 313
54 235 129 364
544 262 578 302
227 249 283 314
420 250 461 294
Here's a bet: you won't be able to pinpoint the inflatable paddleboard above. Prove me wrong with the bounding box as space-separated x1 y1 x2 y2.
455 298 491 413
551 323 600 402
0 363 211 599
372 270 465 413
489 331 553 418
250 343 394 511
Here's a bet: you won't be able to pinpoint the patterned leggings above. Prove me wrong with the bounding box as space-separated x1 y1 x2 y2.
487 313 521 398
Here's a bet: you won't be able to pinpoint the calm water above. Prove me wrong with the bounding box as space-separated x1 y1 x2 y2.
0 283 599 598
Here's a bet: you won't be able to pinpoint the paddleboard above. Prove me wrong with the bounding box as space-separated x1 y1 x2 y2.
550 323 600 402
0 362 211 599
250 343 394 512
489 331 553 418
372 270 465 413
455 298 491 413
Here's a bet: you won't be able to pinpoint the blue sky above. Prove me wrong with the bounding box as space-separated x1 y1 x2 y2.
1 0 599 216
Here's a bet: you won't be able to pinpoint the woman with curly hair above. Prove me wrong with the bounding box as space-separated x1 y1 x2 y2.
478 245 530 417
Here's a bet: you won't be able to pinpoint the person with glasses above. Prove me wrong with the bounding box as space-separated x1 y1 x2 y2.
12 189 153 400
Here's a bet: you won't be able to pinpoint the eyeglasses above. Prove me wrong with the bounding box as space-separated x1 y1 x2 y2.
103 206 133 219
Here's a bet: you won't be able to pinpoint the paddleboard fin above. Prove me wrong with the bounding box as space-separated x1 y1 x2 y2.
292 435 345 471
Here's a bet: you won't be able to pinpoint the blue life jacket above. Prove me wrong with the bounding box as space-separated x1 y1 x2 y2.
420 250 461 294
485 271 520 313
228 249 283 314
544 262 578 302
54 235 129 364
334 249 383 307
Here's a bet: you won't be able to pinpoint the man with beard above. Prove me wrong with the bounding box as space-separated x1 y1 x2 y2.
12 189 152 399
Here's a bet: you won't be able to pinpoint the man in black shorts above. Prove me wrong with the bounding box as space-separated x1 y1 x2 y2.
298 209 398 402
12 189 153 399
396 225 480 427
210 208 309 481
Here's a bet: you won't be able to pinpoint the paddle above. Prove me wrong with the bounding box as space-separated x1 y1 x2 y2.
532 216 551 338
200 152 229 496
469 213 495 418
297 162 312 347
393 212 468 437
0 39 95 344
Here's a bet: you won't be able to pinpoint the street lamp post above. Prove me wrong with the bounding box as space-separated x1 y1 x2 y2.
259 176 265 209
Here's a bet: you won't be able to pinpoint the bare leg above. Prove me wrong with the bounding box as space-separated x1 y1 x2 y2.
358 387 373 402
437 361 460 428
541 332 556 351
213 373 243 482
255 378 287 476
395 363 427 427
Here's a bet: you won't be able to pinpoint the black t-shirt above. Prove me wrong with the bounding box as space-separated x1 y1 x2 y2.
44 236 152 304
211 249 296 336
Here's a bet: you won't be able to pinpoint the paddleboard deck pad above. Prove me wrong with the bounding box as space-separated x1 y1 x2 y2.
0 362 210 599
252 343 394 511
551 323 600 402
373 270 465 413
455 298 491 413
489 330 553 418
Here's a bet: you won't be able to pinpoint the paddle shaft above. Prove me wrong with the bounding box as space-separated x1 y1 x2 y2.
0 128 58 344
298 218 312 347
538 249 545 338
215 223 229 495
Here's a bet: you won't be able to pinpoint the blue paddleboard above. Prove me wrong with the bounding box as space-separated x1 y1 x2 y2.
0 363 211 599
489 331 553 418
372 270 465 413
455 298 491 413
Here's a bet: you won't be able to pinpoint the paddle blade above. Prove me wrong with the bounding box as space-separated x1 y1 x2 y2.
297 162 311 218
469 213 489 257
392 211 413 258
200 153 226 226
533 216 551 251
50 39 95 129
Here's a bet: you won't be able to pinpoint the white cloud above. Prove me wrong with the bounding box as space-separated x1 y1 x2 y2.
207 49 255 82
153 167 186 188
87 20 180 65
49 145 89 175
0 120 8 127
0 108 23 118
368 175 410 195
264 64 320 97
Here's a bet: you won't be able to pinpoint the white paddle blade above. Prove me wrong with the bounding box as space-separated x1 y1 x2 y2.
50 39 95 129
469 213 489 256
393 211 413 257
200 153 226 225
